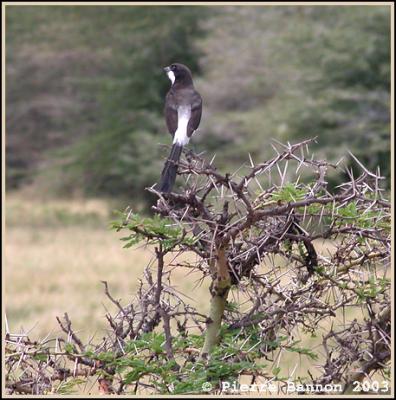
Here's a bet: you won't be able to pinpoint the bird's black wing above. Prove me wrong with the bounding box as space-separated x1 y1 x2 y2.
164 91 178 136
187 92 202 137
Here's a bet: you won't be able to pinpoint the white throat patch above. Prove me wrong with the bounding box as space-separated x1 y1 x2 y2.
167 71 175 85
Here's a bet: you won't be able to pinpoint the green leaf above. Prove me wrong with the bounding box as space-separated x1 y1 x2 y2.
64 343 75 353
272 367 281 376
286 341 318 360
33 353 48 362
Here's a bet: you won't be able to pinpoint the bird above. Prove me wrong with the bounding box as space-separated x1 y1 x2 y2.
157 63 202 193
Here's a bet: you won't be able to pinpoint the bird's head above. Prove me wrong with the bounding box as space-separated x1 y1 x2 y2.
163 63 193 85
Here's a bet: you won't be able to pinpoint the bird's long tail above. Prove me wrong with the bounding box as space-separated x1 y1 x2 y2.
157 144 183 193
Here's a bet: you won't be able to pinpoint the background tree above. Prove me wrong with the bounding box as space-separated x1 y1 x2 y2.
6 6 209 203
6 5 391 205
196 6 390 184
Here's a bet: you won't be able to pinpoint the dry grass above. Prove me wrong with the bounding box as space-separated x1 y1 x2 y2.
4 192 210 341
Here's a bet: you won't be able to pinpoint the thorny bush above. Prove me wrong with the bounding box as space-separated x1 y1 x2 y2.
5 139 391 395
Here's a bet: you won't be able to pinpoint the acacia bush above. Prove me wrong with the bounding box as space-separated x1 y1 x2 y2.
5 139 391 395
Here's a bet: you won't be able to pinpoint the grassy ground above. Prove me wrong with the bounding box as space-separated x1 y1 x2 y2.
4 191 210 341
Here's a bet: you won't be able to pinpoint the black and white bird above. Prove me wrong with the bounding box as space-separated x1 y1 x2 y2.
157 63 202 193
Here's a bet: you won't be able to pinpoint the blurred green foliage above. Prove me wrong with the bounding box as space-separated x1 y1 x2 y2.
6 5 390 205
6 5 209 202
195 6 390 180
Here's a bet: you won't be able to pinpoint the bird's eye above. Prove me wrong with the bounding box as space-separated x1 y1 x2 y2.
171 64 176 70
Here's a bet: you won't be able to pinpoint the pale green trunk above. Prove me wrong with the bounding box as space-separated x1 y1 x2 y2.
199 246 231 360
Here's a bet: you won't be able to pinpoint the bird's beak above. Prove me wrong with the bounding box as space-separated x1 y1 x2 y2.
163 66 171 73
